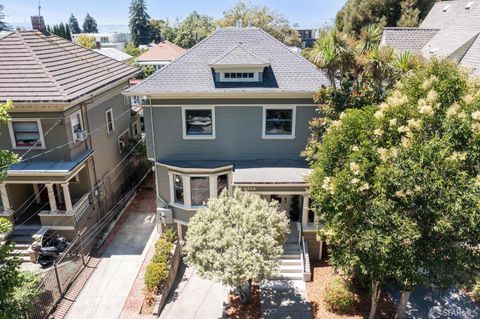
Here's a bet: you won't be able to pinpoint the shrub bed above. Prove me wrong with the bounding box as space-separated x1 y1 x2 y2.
143 229 177 307
324 276 356 314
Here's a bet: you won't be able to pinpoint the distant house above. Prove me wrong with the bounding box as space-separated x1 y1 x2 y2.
0 30 139 258
125 27 331 279
295 27 318 48
71 32 130 50
382 0 480 76
94 48 133 63
136 40 187 70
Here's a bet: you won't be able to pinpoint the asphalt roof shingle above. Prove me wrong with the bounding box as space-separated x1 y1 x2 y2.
382 28 439 54
0 30 138 103
127 27 329 96
209 44 270 67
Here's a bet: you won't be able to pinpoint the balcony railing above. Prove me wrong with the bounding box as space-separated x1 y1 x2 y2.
38 193 92 228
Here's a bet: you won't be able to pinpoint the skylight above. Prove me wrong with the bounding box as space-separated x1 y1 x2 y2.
466 1 474 9
443 4 450 12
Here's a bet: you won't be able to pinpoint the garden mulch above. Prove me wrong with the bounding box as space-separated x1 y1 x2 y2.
306 260 395 319
225 283 262 319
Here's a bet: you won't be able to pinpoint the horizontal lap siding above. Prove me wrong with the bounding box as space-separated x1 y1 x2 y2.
148 105 316 161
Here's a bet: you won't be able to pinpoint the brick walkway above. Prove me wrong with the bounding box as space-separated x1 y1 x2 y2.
51 187 156 319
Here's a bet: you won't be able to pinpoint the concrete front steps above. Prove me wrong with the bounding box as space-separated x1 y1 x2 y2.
9 224 42 262
271 243 304 281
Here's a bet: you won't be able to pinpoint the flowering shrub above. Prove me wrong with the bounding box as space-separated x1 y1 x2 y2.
308 59 480 317
324 276 356 313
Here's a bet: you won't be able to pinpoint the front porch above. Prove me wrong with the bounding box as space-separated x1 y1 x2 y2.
0 152 94 232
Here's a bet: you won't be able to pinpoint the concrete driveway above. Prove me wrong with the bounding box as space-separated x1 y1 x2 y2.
159 264 229 319
66 211 156 319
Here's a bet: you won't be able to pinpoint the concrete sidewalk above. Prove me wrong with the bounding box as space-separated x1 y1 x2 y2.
66 211 156 319
260 280 312 319
159 264 228 319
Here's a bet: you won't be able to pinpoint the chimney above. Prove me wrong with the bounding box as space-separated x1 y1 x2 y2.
31 16 47 34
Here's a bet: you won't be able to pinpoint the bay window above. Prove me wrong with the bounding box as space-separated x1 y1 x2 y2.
217 174 228 196
174 175 184 204
190 177 210 206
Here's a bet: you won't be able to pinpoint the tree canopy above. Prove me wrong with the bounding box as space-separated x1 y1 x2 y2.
173 11 215 49
217 1 301 47
184 189 289 304
48 22 72 41
336 0 436 35
149 19 177 43
129 0 152 46
68 14 81 34
83 13 98 33
0 101 18 179
0 4 9 31
307 60 480 319
77 35 96 49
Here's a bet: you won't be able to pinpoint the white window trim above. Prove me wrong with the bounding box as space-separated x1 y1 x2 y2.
105 108 115 134
181 106 216 140
220 72 259 82
117 128 130 154
262 105 296 140
70 110 84 143
168 171 232 209
7 118 46 150
132 121 139 138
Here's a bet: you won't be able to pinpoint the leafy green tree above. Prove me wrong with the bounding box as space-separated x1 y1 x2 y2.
0 101 18 179
336 0 436 35
68 13 81 34
307 60 480 319
0 4 9 31
49 22 72 40
173 11 215 49
65 24 72 41
77 35 96 49
184 189 289 304
149 19 176 43
83 13 98 33
129 0 151 46
124 42 144 58
218 1 301 47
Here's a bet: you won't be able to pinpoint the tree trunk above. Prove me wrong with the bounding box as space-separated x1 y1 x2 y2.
238 280 252 305
394 290 411 319
368 279 382 319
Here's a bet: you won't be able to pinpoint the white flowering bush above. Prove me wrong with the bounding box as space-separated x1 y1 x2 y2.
184 189 289 304
308 60 480 318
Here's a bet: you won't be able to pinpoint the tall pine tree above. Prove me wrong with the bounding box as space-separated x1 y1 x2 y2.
129 0 151 46
0 4 10 31
68 14 81 34
83 13 98 33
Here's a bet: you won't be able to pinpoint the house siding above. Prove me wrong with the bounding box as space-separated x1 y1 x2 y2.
145 101 316 162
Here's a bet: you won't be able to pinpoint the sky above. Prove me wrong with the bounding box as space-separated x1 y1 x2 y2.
3 0 346 31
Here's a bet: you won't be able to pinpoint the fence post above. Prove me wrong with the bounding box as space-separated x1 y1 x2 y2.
54 261 63 295
79 236 86 266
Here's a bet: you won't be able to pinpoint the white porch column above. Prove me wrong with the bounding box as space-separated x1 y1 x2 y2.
0 184 12 211
61 183 73 212
32 184 41 204
46 183 58 213
302 194 309 227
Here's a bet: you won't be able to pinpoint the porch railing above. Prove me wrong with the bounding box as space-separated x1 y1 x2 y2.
72 193 91 222
297 222 312 281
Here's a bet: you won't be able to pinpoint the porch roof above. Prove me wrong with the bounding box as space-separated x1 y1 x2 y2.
7 149 94 176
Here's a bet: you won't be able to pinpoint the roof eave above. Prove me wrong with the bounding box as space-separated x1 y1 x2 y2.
122 90 317 99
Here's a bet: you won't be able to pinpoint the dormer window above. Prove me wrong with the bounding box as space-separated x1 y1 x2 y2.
209 43 270 83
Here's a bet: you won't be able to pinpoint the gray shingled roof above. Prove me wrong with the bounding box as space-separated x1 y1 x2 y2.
126 27 329 96
0 30 138 103
209 44 270 67
382 28 439 54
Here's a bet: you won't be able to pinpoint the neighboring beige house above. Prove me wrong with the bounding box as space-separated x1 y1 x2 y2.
71 32 130 50
94 47 133 63
382 0 480 76
0 30 139 259
137 40 186 70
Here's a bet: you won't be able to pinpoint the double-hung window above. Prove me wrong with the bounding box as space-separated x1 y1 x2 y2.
190 177 210 206
217 174 228 196
263 106 296 139
106 109 114 134
182 107 215 139
71 111 84 142
9 120 45 149
118 129 130 153
173 175 184 204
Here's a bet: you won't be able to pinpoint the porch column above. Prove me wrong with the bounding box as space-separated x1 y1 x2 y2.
32 184 41 204
46 183 58 213
0 184 12 211
177 222 183 242
302 194 309 227
61 183 73 212
56 184 64 204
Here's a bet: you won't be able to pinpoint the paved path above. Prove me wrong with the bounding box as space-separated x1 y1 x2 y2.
66 212 156 319
260 280 312 319
159 264 228 319
387 286 480 319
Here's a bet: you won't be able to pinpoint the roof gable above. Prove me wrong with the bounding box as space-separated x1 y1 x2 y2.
137 40 186 62
0 30 138 103
209 44 270 68
127 27 329 96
